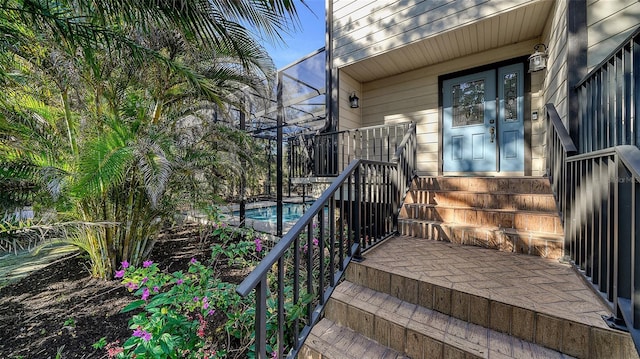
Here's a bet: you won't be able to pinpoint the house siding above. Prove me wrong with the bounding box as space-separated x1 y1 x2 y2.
587 0 640 71
362 40 542 176
332 0 546 68
338 70 362 131
541 0 568 123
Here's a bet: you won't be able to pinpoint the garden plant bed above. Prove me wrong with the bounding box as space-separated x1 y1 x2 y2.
0 224 251 358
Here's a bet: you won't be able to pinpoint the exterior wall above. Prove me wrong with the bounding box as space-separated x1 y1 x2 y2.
587 0 640 71
541 0 568 123
332 0 541 68
530 71 547 176
338 70 361 131
361 40 541 176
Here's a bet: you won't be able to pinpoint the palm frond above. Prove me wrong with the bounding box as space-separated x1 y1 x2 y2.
73 122 134 197
133 137 172 208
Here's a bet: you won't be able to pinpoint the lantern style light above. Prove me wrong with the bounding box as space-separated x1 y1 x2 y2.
528 44 548 72
349 92 359 108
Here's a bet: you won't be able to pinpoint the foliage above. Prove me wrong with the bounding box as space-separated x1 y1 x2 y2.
108 224 313 358
0 0 301 278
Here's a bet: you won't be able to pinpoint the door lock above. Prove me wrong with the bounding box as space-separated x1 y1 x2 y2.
489 126 495 143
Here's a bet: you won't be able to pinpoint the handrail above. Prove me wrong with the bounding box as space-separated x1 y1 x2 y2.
616 145 640 180
574 27 639 152
237 158 401 358
392 122 416 162
545 103 577 237
575 26 640 88
237 159 361 296
560 143 640 354
236 119 417 359
289 121 412 177
546 104 577 154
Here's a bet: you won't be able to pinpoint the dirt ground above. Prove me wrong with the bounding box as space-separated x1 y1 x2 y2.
0 225 245 359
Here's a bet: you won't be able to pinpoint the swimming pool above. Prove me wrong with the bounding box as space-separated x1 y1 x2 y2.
234 203 309 223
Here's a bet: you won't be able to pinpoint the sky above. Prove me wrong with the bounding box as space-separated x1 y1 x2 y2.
262 0 326 69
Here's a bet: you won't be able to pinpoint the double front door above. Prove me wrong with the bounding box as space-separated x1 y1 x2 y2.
442 64 524 173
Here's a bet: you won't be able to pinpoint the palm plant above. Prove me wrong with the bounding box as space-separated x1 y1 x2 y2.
0 0 302 278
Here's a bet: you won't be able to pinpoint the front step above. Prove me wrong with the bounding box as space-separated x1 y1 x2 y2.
322 281 572 358
300 318 409 359
300 237 638 359
399 176 564 259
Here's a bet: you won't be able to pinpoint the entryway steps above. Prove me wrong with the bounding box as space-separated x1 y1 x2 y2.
410 177 552 193
321 281 574 359
399 176 564 259
400 204 563 234
300 318 409 359
301 237 638 359
404 190 557 212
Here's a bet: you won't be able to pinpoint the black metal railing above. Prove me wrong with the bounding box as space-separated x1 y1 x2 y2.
288 122 412 178
546 104 578 229
563 146 640 353
576 27 640 153
393 122 417 204
236 159 402 358
548 26 640 355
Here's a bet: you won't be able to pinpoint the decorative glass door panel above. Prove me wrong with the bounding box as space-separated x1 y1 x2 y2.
442 64 524 173
498 64 524 171
443 70 496 172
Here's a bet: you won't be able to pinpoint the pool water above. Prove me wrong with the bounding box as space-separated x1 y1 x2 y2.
234 203 309 223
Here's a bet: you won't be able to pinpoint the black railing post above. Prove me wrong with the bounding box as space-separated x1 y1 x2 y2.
255 277 267 359
277 71 283 237
277 257 284 359
353 164 362 260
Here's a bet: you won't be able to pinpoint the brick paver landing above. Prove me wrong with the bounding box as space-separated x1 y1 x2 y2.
362 236 610 329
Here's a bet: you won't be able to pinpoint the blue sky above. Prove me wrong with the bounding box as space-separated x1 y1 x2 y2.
263 0 326 69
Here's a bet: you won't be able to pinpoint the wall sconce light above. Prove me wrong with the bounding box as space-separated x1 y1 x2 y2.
349 92 360 108
528 44 548 72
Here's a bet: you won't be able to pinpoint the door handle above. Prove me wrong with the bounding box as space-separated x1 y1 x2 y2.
489 126 495 143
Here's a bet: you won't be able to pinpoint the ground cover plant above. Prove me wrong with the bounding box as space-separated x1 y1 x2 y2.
0 222 270 358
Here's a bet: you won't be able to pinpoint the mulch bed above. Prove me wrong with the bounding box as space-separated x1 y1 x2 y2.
0 224 245 358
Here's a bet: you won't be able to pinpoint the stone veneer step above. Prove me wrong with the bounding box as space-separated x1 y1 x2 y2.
400 176 564 259
400 204 563 234
410 177 552 194
340 238 638 359
299 318 409 359
320 281 576 359
398 220 564 258
404 190 558 212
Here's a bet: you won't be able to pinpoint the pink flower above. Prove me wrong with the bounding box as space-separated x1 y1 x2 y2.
272 351 278 359
190 257 198 264
142 260 153 268
141 287 150 300
176 279 184 285
196 313 206 338
312 237 319 247
126 282 138 291
193 296 199 302
132 327 151 341
202 297 209 309
114 270 125 279
207 309 215 316
121 261 129 269
254 238 263 252
141 277 148 284
153 286 160 293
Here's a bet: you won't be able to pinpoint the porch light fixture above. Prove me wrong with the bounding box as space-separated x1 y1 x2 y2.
528 44 548 72
349 92 360 108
